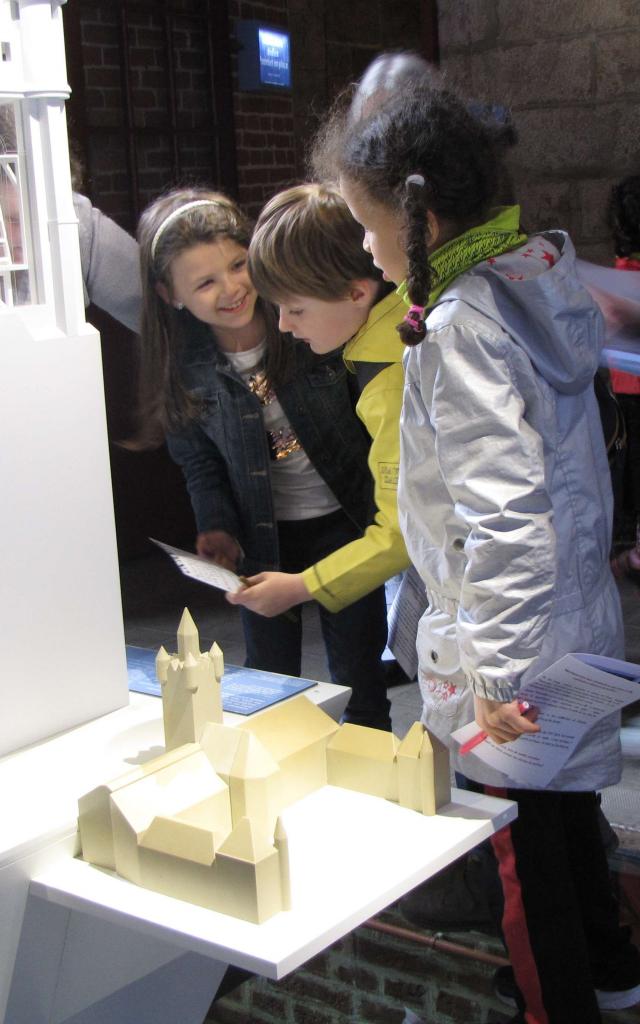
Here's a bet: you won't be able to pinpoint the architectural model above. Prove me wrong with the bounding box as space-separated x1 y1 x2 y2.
78 609 450 924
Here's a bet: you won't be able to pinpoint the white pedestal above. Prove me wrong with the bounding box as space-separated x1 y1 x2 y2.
0 326 128 758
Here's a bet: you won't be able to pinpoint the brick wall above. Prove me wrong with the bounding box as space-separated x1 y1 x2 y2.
70 2 127 223
68 0 640 264
437 0 640 264
205 882 640 1024
205 905 511 1024
66 0 233 230
228 0 296 217
229 0 432 218
66 0 436 222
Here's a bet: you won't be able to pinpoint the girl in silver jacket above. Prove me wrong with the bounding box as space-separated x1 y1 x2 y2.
321 71 640 1024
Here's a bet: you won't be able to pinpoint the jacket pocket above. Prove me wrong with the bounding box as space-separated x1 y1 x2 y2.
417 607 461 676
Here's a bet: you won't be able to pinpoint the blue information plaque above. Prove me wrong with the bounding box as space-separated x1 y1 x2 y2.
126 646 316 715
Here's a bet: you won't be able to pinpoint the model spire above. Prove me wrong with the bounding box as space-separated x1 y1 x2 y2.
158 608 223 750
177 607 199 660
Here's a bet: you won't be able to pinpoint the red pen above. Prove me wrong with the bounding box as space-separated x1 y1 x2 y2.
459 700 534 756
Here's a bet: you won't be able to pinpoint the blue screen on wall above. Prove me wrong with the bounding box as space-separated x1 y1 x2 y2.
236 20 291 92
258 28 291 88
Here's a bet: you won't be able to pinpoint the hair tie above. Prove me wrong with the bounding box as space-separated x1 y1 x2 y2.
150 199 220 260
403 304 425 333
405 174 425 188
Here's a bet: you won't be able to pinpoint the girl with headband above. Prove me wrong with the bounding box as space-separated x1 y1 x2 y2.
317 75 640 1023
136 188 391 730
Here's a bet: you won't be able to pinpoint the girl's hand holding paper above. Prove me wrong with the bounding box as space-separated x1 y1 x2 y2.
472 696 540 746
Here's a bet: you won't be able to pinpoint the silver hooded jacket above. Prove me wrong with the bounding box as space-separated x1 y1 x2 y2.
399 232 624 790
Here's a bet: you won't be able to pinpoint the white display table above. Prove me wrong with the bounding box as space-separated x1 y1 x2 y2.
1 687 516 1024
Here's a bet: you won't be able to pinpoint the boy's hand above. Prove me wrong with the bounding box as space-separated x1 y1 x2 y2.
473 695 540 744
226 572 311 616
196 530 242 572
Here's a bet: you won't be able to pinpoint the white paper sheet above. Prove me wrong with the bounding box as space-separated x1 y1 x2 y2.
150 538 246 593
387 564 428 680
451 653 640 787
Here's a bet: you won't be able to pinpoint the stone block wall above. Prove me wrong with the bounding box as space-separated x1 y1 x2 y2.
437 0 640 264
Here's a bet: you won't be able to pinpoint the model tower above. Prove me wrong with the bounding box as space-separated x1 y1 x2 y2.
156 608 224 750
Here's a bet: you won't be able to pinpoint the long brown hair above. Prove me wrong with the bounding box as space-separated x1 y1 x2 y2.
136 187 293 446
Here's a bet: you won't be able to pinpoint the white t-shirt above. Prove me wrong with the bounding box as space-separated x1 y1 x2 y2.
225 342 340 521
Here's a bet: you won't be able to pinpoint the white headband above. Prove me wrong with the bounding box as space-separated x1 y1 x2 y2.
150 200 220 260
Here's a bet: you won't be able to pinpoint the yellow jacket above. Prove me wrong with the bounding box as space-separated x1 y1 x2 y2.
301 290 410 611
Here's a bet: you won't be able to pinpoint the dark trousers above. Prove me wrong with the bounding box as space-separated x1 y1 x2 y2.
241 509 392 730
488 787 635 1024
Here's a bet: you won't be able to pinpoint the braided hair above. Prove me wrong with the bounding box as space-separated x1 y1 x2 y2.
401 175 432 342
318 81 504 345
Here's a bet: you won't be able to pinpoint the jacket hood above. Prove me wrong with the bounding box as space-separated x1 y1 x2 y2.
344 288 406 365
433 231 604 394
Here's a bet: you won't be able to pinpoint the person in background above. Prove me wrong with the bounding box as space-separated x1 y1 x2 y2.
320 69 640 1023
1 112 141 326
69 149 141 332
135 186 391 730
73 192 141 333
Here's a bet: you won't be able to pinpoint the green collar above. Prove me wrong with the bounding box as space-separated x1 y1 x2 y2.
397 205 527 310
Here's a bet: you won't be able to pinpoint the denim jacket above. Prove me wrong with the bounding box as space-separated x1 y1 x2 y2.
166 322 374 575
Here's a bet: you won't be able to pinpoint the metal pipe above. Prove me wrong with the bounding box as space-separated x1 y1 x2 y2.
364 918 510 969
